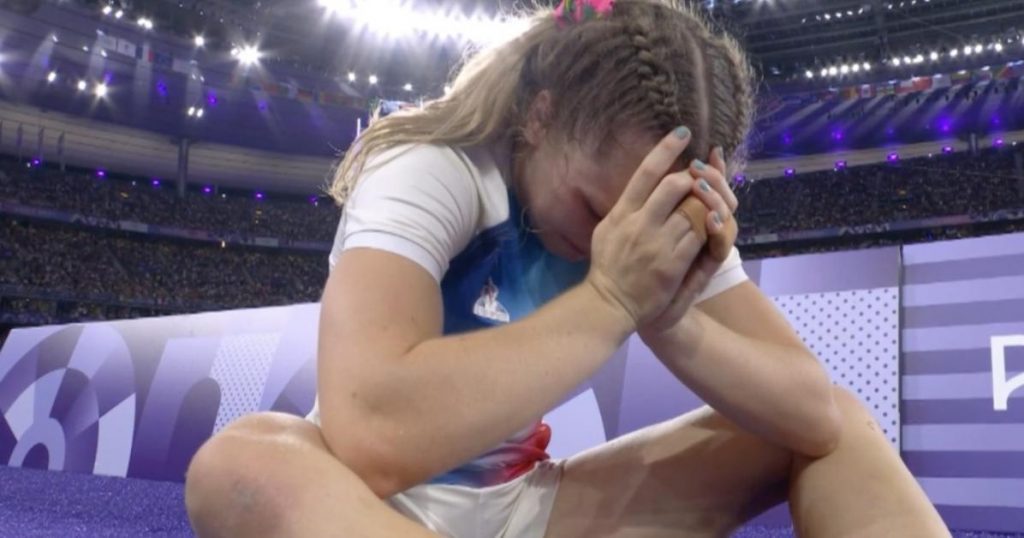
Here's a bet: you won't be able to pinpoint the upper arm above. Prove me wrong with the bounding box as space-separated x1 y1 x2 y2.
316 247 443 488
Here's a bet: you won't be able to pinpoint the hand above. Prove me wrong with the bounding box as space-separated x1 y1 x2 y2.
584 128 707 331
641 147 740 336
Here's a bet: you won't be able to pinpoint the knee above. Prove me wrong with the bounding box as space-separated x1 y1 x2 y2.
184 413 301 536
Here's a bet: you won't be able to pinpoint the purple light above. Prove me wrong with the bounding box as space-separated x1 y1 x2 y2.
784 168 796 177
733 174 746 185
255 192 264 200
834 160 847 170
97 170 106 178
203 186 212 194
309 196 319 204
887 152 899 162
831 130 843 141
942 146 954 154
995 138 1005 147
208 94 218 105
152 179 161 187
31 159 40 166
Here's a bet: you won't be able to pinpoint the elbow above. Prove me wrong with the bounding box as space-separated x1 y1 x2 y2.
319 409 420 499
789 385 843 458
792 399 842 458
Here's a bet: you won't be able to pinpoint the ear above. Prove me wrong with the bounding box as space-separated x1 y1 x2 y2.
522 90 554 146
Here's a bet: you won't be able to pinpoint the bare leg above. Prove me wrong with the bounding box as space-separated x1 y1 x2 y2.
544 387 948 537
184 412 440 538
789 388 950 538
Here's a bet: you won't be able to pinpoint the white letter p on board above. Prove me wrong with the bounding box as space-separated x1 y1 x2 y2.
991 335 1024 411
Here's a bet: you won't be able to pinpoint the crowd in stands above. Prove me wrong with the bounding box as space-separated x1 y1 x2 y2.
0 145 1022 334
736 147 1023 234
0 155 340 243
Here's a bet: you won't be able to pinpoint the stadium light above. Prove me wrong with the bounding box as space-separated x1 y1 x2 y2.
318 0 348 15
828 66 838 76
187 106 196 117
194 35 206 48
784 168 796 177
950 48 959 58
840 64 850 74
974 44 983 54
930 51 939 61
114 9 123 19
138 18 153 30
887 152 900 162
942 146 954 154
196 108 204 118
46 71 57 83
892 58 902 66
102 5 112 15
820 68 828 77
852 64 861 73
963 46 972 56
369 74 378 85
835 160 848 170
77 80 87 91
805 70 814 79
403 83 413 91
863 62 871 71
234 45 261 66
347 72 356 82
995 43 1004 52
94 83 108 98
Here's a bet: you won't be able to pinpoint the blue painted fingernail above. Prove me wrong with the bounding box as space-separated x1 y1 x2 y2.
674 126 690 139
712 211 723 226
699 179 711 192
694 159 706 171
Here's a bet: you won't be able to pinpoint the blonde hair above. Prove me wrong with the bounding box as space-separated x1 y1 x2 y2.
326 0 755 206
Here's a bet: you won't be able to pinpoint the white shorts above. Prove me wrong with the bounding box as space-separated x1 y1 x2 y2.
386 460 564 538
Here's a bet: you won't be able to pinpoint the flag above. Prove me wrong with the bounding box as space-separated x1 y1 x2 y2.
171 58 193 74
98 35 118 52
951 70 972 85
932 74 951 89
117 39 137 57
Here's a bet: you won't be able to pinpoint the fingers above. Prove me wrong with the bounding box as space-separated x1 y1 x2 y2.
616 127 692 212
643 171 696 224
689 156 737 217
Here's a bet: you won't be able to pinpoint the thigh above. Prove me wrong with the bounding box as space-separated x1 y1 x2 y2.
543 406 792 538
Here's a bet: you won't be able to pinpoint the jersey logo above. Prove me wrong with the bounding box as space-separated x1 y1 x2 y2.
473 278 510 323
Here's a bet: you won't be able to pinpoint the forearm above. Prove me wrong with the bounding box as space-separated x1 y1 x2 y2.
325 282 634 495
642 308 841 457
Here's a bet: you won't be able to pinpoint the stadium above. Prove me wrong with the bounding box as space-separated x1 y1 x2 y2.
0 0 1022 536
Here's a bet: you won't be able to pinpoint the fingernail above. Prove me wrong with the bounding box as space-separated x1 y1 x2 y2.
715 147 724 160
699 179 711 192
694 159 706 171
674 126 690 139
712 211 723 227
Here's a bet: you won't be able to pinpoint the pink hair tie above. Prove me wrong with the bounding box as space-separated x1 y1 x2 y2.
554 0 615 28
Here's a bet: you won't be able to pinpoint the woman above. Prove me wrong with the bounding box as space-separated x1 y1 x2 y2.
185 1 951 536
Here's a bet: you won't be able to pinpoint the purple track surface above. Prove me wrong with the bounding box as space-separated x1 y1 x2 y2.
0 465 1020 537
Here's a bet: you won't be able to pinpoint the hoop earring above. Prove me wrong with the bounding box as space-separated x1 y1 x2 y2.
520 206 543 234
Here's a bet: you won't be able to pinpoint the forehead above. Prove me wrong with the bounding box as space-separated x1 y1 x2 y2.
570 129 688 208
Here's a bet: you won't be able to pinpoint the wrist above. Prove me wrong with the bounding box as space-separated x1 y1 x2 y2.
576 280 638 342
640 308 704 354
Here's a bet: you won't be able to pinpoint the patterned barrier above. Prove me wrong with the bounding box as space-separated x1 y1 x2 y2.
1 236 1021 531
